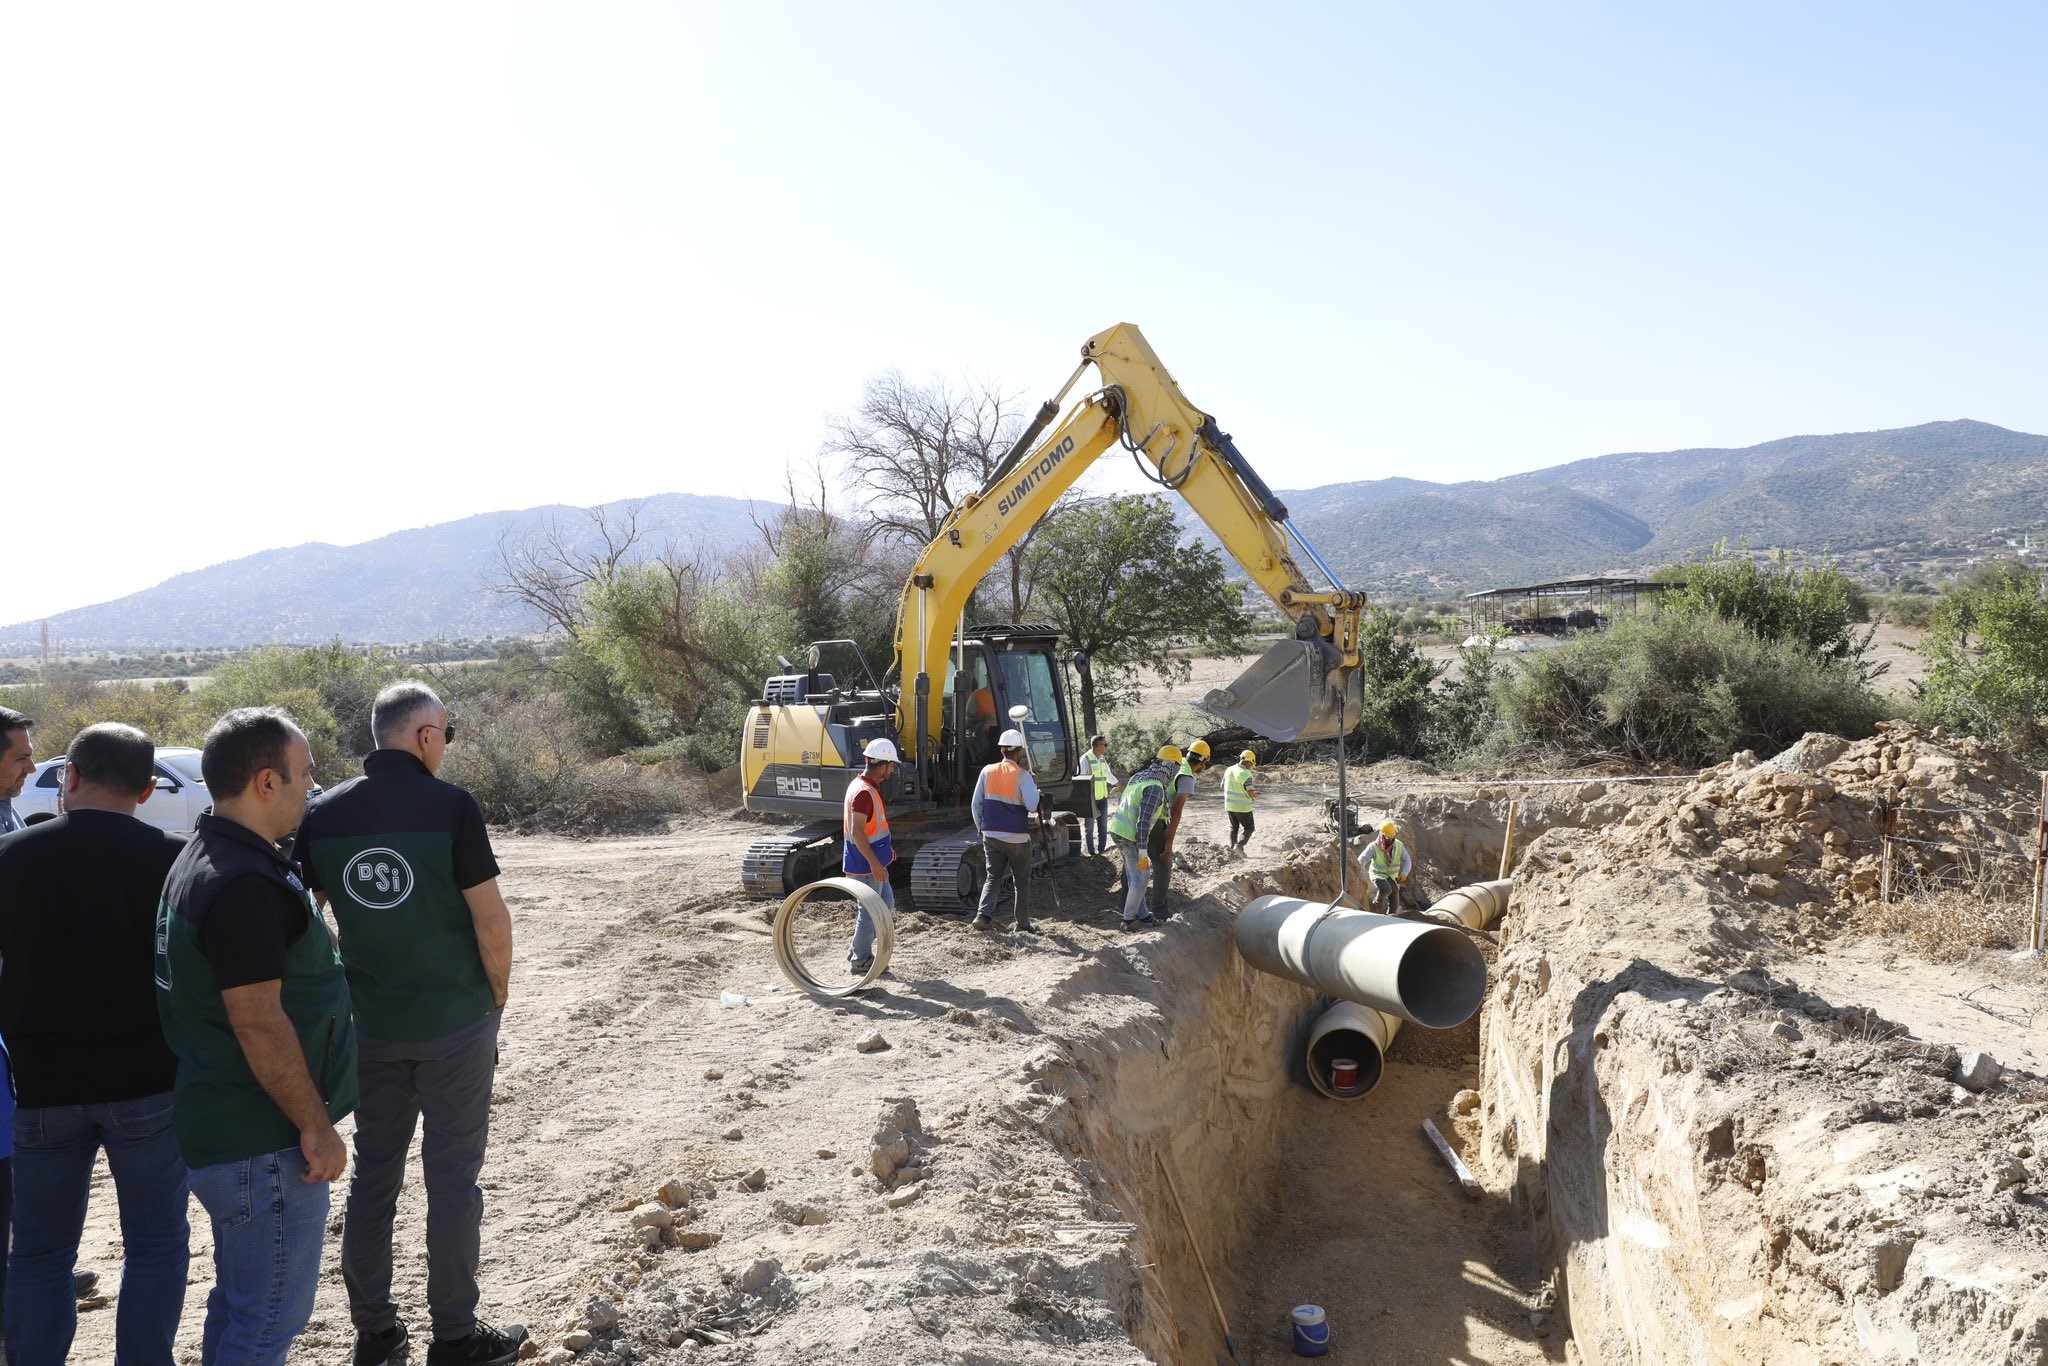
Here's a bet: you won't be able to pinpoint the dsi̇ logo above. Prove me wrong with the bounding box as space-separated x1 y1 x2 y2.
348 848 415 909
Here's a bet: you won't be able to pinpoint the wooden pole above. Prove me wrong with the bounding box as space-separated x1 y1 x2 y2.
1498 799 1520 879
1880 804 1896 907
2032 772 2047 953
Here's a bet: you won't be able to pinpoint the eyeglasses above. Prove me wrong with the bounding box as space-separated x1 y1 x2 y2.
420 720 457 743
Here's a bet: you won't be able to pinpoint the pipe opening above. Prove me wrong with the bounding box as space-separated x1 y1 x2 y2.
1393 923 1489 1029
1306 1024 1384 1098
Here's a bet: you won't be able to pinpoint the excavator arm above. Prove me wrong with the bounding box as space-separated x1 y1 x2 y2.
892 322 1367 767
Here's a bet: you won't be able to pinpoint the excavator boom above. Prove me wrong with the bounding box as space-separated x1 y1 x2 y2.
893 323 1365 756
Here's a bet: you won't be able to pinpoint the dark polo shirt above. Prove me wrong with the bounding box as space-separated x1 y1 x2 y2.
0 811 186 1106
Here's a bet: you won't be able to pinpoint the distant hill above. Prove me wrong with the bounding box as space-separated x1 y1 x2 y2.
11 420 2046 650
1244 419 2048 593
0 494 769 652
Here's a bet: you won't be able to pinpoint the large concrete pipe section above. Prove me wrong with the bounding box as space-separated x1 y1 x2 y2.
1421 879 1513 931
1235 895 1487 1029
1305 1000 1400 1099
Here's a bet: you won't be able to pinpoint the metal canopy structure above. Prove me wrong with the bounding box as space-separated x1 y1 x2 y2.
1462 576 1670 636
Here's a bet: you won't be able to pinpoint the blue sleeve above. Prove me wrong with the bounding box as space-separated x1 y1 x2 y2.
969 769 988 828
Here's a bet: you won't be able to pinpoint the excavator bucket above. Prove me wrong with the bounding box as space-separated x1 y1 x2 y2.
1201 637 1363 743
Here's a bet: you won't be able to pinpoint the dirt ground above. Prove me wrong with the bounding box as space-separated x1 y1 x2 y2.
72 767 1557 1365
64 711 2047 1365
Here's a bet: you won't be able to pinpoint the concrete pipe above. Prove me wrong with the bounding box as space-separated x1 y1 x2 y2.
1305 1000 1401 1099
1235 895 1487 1029
773 876 894 997
1421 879 1514 931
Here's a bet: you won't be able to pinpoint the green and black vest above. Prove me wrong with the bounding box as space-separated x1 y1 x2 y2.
295 749 497 1044
1108 766 1172 843
156 814 358 1169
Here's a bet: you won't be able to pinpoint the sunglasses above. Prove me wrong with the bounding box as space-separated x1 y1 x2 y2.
420 720 458 743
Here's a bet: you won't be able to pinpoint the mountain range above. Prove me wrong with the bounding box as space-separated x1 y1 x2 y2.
7 419 2045 651
0 494 770 653
1251 418 2048 593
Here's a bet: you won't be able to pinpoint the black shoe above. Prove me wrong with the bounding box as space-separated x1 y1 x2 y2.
426 1322 526 1366
971 914 993 931
849 957 874 976
1122 914 1156 929
354 1323 409 1366
1012 919 1034 933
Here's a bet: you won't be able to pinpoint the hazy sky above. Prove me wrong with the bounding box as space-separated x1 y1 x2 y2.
5 3 2045 622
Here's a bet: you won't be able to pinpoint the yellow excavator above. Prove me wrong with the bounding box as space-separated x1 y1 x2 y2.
740 323 1368 910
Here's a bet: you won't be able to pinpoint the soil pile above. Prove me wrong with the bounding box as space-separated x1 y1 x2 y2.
1483 723 2048 1365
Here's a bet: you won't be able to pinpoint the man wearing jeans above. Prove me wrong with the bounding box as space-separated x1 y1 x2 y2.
294 682 524 1366
0 724 191 1362
159 708 358 1366
840 739 898 975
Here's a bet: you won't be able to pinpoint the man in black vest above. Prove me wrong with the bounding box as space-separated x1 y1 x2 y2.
157 707 357 1366
295 682 522 1366
0 723 190 1363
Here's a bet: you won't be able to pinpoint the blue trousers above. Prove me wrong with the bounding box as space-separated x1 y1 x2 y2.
189 1148 330 1366
6 1093 189 1366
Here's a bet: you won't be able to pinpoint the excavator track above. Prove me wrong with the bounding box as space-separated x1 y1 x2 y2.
739 822 842 899
910 828 986 916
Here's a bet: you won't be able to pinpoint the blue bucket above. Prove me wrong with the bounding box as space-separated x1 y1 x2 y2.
1291 1303 1329 1357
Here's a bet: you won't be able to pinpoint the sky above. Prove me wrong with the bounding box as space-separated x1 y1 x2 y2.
4 2 2046 622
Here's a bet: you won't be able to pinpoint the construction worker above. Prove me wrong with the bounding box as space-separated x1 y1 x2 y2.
842 739 899 974
1149 738 1211 919
1082 735 1118 856
1223 750 1260 854
970 728 1039 933
1108 746 1180 927
1365 820 1412 914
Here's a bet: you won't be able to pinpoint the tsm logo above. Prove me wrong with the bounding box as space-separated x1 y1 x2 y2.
348 848 415 909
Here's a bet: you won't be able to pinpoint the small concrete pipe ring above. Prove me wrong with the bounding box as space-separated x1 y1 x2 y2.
772 876 894 998
1305 999 1401 1100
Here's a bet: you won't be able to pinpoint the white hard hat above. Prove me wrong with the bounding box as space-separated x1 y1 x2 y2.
863 738 900 762
998 728 1027 749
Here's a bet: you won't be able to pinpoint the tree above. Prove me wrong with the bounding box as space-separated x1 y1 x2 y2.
1349 607 1443 760
1919 566 2048 758
823 370 1064 622
1033 496 1251 736
1657 544 1877 675
748 468 895 673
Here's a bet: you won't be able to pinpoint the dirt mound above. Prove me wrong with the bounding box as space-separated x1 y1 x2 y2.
1483 724 2048 1364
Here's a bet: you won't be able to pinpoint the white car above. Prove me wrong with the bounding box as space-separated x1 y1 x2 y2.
15 746 213 834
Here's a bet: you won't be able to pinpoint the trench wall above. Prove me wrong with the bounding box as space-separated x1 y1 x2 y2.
1037 882 1324 1362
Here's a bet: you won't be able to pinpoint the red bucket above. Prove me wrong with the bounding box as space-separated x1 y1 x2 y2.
1329 1057 1360 1090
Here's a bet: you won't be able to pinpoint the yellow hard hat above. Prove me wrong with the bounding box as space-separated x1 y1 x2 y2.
1240 750 1257 767
1156 744 1185 764
1188 739 1212 759
1379 821 1399 838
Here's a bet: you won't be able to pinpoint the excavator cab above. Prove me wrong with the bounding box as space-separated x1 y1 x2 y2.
1204 622 1364 743
938 629 1077 804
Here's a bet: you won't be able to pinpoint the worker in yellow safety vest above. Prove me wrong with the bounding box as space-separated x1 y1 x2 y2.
1223 750 1259 855
1149 739 1210 918
1364 820 1412 913
1082 734 1119 857
1108 747 1180 928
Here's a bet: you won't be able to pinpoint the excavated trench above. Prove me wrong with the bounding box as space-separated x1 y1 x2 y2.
1018 770 2048 1365
1030 833 1566 1365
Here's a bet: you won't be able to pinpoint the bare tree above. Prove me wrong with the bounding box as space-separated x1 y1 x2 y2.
823 371 1069 623
489 502 649 636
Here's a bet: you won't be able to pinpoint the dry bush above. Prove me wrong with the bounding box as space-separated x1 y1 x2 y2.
1852 866 2036 962
441 694 690 835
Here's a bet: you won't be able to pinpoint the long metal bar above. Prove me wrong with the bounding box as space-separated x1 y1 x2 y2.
1283 518 1348 593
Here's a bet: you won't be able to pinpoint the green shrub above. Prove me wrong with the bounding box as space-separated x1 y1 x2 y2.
439 693 687 833
1489 609 1886 768
1658 545 1873 670
1918 568 2048 760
